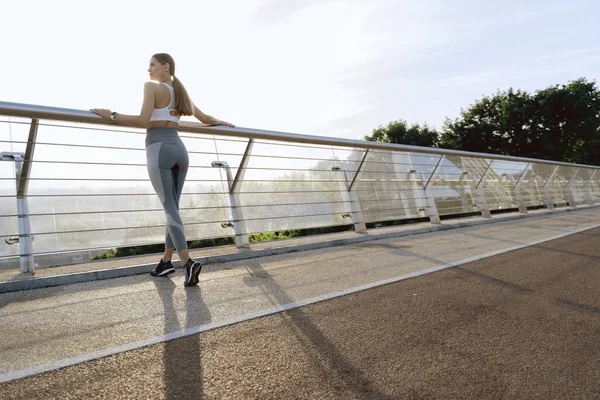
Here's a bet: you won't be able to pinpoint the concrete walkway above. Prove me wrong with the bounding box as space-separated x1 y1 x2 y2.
0 207 598 386
1 220 599 399
1 206 598 293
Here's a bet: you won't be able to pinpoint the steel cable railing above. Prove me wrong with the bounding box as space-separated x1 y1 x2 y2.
1 101 599 273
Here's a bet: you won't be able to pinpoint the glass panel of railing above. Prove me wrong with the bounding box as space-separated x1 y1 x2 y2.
19 120 235 254
445 155 521 212
445 155 489 178
429 155 478 215
578 167 596 205
355 150 437 222
545 166 571 205
569 168 594 204
0 192 18 258
235 140 351 233
480 160 528 211
0 117 30 259
587 171 600 202
202 134 250 183
519 165 545 207
241 212 350 235
0 116 31 146
330 146 364 173
2 106 598 264
33 223 235 256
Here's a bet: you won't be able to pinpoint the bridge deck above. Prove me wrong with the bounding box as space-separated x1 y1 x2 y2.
0 208 599 398
1 206 597 292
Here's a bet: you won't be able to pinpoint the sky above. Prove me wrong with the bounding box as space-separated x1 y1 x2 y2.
3 0 600 140
3 0 598 256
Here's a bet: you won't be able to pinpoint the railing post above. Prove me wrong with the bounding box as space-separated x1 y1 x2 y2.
212 139 253 249
474 160 493 218
513 164 529 214
423 156 443 225
345 150 368 233
582 170 596 206
563 168 579 208
0 119 38 274
542 166 559 210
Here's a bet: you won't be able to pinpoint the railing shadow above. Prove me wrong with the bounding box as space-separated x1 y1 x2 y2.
242 260 396 400
356 240 600 318
153 278 211 400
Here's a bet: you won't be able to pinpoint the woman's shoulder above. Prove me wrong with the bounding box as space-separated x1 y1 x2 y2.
144 81 172 97
145 81 172 92
144 81 161 89
143 81 159 94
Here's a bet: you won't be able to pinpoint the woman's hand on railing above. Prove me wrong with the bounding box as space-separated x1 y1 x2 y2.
89 109 112 119
192 104 235 127
212 120 236 128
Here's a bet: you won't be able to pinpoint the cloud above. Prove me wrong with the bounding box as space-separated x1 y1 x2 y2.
246 0 600 139
253 0 343 21
435 71 504 87
539 47 600 59
326 108 376 131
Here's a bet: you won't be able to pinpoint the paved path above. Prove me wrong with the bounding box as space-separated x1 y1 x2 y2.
2 207 596 294
0 209 599 398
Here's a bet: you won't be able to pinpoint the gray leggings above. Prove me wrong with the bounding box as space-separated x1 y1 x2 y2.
145 128 190 250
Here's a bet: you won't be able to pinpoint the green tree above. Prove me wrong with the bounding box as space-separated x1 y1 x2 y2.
440 78 600 164
364 119 440 148
531 78 599 164
440 88 533 155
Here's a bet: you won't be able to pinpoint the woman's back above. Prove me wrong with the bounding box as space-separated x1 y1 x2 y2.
153 82 174 109
151 82 180 122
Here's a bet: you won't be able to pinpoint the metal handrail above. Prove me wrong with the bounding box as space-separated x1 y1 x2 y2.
2 101 598 170
1 100 599 273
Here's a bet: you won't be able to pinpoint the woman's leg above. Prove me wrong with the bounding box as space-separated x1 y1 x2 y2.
146 142 190 261
172 144 190 263
162 247 174 262
162 161 188 262
169 143 202 285
147 139 200 285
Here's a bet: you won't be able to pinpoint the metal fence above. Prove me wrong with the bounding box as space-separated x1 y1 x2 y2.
1 101 599 274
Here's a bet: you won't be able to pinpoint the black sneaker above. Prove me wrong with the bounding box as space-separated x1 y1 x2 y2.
150 259 175 277
184 259 203 287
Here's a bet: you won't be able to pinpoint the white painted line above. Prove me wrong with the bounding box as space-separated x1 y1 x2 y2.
1 223 599 384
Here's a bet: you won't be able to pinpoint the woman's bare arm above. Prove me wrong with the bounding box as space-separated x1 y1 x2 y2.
193 104 235 127
90 82 155 128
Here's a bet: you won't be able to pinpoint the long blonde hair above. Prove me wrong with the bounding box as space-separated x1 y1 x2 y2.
152 53 194 116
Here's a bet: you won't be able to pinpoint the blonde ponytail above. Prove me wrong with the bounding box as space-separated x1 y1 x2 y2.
172 76 194 116
151 53 194 116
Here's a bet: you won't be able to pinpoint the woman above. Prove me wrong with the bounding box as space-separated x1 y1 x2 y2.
91 53 234 287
